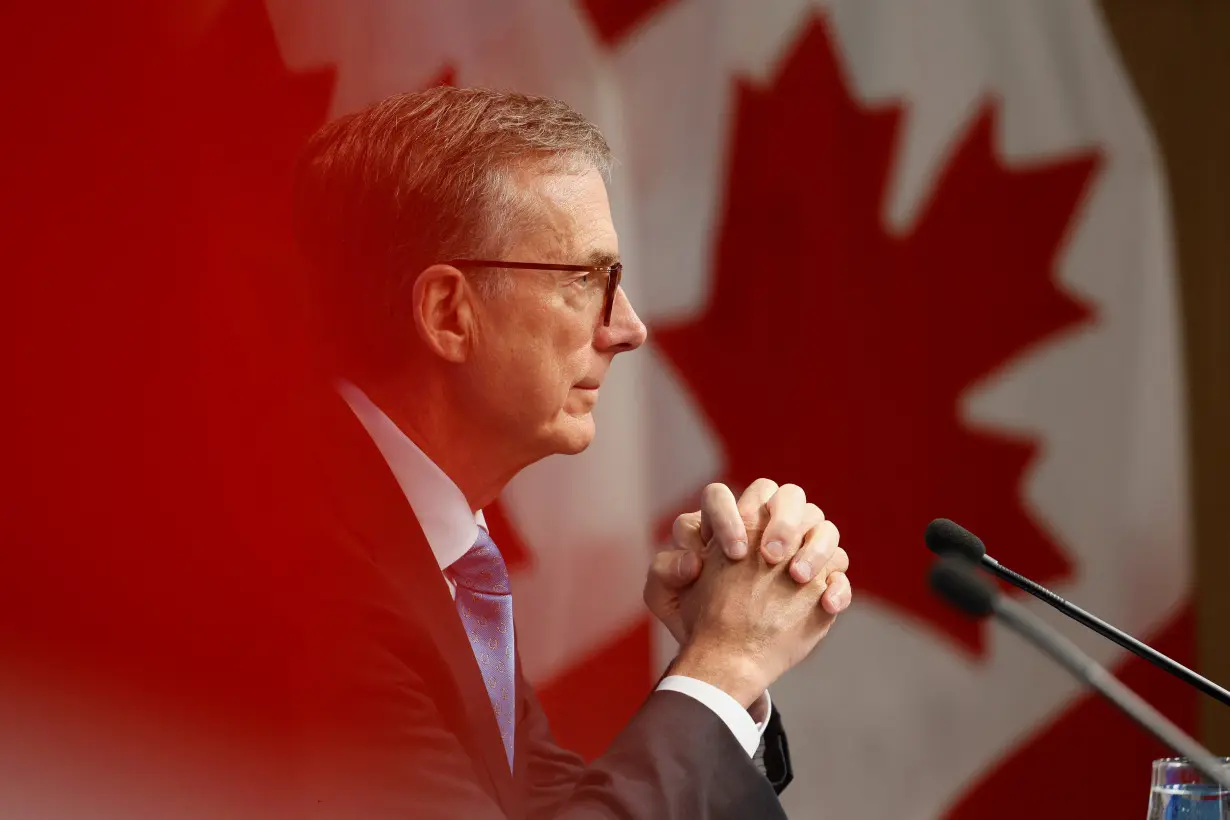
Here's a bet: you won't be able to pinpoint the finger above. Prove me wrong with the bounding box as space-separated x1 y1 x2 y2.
736 478 780 535
648 548 703 595
760 484 812 565
700 483 747 558
668 511 702 554
789 516 837 584
820 571 852 615
818 545 849 580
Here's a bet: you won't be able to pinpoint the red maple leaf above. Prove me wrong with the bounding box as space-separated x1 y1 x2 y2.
651 15 1100 652
577 0 678 47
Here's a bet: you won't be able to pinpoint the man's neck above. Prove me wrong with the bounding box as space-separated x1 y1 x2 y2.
356 379 522 512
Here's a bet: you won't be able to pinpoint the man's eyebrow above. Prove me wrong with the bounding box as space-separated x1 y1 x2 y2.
583 249 621 268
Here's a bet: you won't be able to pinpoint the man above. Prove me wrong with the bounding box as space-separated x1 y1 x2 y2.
290 86 852 818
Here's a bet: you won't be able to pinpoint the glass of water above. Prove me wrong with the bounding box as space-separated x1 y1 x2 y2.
1148 757 1230 819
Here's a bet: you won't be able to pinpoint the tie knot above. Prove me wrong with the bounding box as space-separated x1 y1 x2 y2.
448 529 511 595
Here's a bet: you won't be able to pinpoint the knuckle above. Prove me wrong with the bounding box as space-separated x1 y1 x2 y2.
670 527 695 556
803 531 835 562
778 482 805 500
672 510 699 535
701 484 737 517
766 483 802 509
767 507 803 531
767 488 809 534
741 509 769 534
832 546 849 572
742 478 780 507
804 502 825 523
710 514 738 537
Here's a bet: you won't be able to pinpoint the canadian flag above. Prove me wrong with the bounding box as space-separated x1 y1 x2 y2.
210 0 1194 815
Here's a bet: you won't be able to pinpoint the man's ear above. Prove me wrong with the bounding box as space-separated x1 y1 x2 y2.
411 264 478 363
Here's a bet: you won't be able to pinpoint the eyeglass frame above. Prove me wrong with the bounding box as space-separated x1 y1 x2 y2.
444 259 624 326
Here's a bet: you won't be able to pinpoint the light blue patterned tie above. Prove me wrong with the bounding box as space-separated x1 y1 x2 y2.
447 528 516 768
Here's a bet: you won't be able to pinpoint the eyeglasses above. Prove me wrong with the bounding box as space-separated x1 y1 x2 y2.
445 259 623 326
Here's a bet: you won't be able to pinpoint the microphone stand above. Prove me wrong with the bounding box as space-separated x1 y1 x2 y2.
981 554 1230 708
931 557 1230 790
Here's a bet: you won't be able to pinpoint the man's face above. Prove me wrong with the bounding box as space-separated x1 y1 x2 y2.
461 165 647 460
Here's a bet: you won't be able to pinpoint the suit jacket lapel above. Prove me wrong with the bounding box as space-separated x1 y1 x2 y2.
310 391 518 810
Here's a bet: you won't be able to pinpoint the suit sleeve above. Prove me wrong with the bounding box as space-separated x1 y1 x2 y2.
515 666 787 820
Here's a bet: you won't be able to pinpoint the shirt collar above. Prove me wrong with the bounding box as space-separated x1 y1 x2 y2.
337 380 484 572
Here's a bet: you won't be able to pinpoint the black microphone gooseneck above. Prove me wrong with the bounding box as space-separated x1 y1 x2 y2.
929 556 1230 790
925 518 1230 709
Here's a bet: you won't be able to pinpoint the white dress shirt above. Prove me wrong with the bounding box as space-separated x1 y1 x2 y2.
338 381 768 757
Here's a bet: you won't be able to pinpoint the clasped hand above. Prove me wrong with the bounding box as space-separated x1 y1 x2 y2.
643 479 852 707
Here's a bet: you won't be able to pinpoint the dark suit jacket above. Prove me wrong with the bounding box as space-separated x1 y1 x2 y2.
285 392 793 818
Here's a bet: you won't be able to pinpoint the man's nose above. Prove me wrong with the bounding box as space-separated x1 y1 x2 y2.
595 287 647 354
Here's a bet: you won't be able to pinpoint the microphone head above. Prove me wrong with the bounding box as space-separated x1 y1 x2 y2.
929 556 997 618
924 518 987 562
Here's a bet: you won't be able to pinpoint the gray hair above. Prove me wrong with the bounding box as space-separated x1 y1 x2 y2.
292 85 612 375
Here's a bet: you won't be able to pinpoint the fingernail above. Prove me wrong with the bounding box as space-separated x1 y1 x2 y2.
727 540 748 559
792 560 812 582
763 541 784 561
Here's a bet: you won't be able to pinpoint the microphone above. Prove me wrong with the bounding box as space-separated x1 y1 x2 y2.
925 518 1230 708
929 556 1230 789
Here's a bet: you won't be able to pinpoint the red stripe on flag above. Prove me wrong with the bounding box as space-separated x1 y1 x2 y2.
535 617 656 760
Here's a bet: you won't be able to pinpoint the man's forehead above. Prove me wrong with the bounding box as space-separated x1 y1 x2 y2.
515 166 618 260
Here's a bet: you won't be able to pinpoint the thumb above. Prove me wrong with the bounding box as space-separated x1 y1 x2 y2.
651 548 702 591
643 549 699 623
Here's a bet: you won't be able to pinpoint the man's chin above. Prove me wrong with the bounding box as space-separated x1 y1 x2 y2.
549 413 596 455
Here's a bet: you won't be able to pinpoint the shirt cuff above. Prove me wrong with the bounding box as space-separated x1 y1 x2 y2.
656 676 769 757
